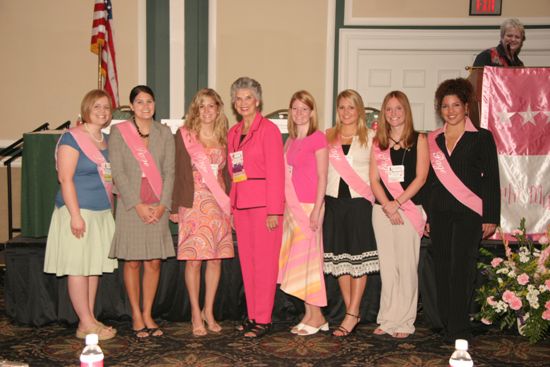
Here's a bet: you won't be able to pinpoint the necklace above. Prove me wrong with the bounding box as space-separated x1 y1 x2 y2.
83 123 104 143
340 132 356 139
389 136 401 150
132 117 150 138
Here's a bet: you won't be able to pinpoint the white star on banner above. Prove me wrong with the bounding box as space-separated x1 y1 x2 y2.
495 110 515 126
544 111 550 123
519 106 538 125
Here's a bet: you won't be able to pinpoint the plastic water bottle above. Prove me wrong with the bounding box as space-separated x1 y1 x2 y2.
449 339 473 367
80 334 104 367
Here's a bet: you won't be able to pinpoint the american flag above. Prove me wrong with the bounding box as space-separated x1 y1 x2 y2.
91 0 119 107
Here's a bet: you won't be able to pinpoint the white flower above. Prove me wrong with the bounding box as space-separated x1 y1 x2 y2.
507 271 516 278
497 268 509 274
498 278 504 285
519 254 530 263
494 300 509 313
539 285 547 293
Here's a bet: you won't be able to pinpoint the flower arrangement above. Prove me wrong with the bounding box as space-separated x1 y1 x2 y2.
476 218 550 343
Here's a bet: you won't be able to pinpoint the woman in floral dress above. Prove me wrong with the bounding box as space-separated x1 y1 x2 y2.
171 88 233 336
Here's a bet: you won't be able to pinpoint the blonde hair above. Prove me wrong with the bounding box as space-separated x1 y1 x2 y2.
184 88 228 146
326 89 368 146
80 89 112 127
375 91 416 150
287 90 319 139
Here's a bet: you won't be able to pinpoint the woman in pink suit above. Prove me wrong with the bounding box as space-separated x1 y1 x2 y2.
227 77 285 338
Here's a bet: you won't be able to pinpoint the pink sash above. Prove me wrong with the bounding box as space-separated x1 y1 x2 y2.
373 143 425 238
116 121 163 200
180 127 230 216
328 142 374 203
428 124 483 216
66 127 113 207
284 154 314 239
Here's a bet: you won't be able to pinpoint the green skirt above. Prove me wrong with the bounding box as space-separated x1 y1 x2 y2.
44 206 118 276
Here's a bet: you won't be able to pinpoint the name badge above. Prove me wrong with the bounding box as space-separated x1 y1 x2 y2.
345 155 353 167
388 165 405 183
230 151 247 182
102 162 112 182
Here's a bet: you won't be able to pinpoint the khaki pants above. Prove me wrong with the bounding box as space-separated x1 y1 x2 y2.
372 204 421 334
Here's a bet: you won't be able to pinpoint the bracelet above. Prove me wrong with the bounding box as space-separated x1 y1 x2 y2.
395 198 402 206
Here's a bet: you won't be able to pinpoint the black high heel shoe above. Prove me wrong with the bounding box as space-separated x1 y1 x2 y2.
332 312 360 337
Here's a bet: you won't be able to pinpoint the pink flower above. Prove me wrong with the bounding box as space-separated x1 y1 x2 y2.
546 279 550 291
502 290 523 310
538 247 550 267
509 298 522 310
513 229 524 236
539 235 549 245
545 300 550 311
543 309 550 321
491 257 504 268
517 273 529 285
487 296 497 306
481 318 493 325
502 290 515 302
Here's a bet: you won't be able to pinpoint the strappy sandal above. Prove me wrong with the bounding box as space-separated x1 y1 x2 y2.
133 327 150 339
332 312 360 337
244 323 272 338
235 318 255 332
76 324 117 340
201 311 222 333
147 327 164 337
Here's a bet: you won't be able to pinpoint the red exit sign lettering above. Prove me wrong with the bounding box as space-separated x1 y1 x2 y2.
470 0 502 16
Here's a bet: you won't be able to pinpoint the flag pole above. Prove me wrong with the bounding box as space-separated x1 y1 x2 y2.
97 43 103 89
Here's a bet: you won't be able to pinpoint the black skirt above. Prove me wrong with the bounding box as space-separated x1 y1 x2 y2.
323 195 379 277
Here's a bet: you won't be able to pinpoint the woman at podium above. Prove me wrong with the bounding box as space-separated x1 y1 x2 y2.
473 18 525 67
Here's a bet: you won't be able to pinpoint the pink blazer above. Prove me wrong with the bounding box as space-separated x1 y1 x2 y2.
227 113 284 214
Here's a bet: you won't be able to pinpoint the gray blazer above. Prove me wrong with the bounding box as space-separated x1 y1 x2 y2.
109 120 175 211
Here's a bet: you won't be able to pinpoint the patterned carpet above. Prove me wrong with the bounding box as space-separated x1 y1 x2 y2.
1 269 549 366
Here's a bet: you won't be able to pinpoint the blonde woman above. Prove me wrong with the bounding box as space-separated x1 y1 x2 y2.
323 89 379 337
171 88 233 336
278 90 328 335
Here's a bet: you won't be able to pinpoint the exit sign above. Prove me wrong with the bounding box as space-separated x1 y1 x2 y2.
470 0 502 16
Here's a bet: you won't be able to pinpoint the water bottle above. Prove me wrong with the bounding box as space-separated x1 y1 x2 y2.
80 333 104 367
449 339 473 367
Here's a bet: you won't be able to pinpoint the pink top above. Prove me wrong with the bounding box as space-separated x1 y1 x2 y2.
286 131 327 203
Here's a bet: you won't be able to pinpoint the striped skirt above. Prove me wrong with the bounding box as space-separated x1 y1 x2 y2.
277 203 327 307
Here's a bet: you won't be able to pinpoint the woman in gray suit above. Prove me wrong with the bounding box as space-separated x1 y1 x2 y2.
109 85 175 338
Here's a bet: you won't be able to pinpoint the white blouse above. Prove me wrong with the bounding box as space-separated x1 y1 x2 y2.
326 129 374 198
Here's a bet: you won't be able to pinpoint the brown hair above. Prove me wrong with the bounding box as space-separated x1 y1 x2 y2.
184 88 228 146
375 91 416 150
287 90 319 139
326 89 369 146
80 89 112 127
434 78 477 128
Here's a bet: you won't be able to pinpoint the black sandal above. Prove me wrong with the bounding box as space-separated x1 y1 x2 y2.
332 312 360 337
133 327 150 339
244 323 272 338
235 318 255 332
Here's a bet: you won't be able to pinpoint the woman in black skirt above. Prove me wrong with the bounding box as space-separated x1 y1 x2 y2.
323 89 379 337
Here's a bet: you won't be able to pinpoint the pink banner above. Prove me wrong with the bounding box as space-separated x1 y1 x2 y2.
328 143 374 203
116 121 163 201
481 67 550 238
373 143 426 238
180 127 230 216
68 128 113 207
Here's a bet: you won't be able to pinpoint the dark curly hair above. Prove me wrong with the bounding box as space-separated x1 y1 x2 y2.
434 78 475 120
